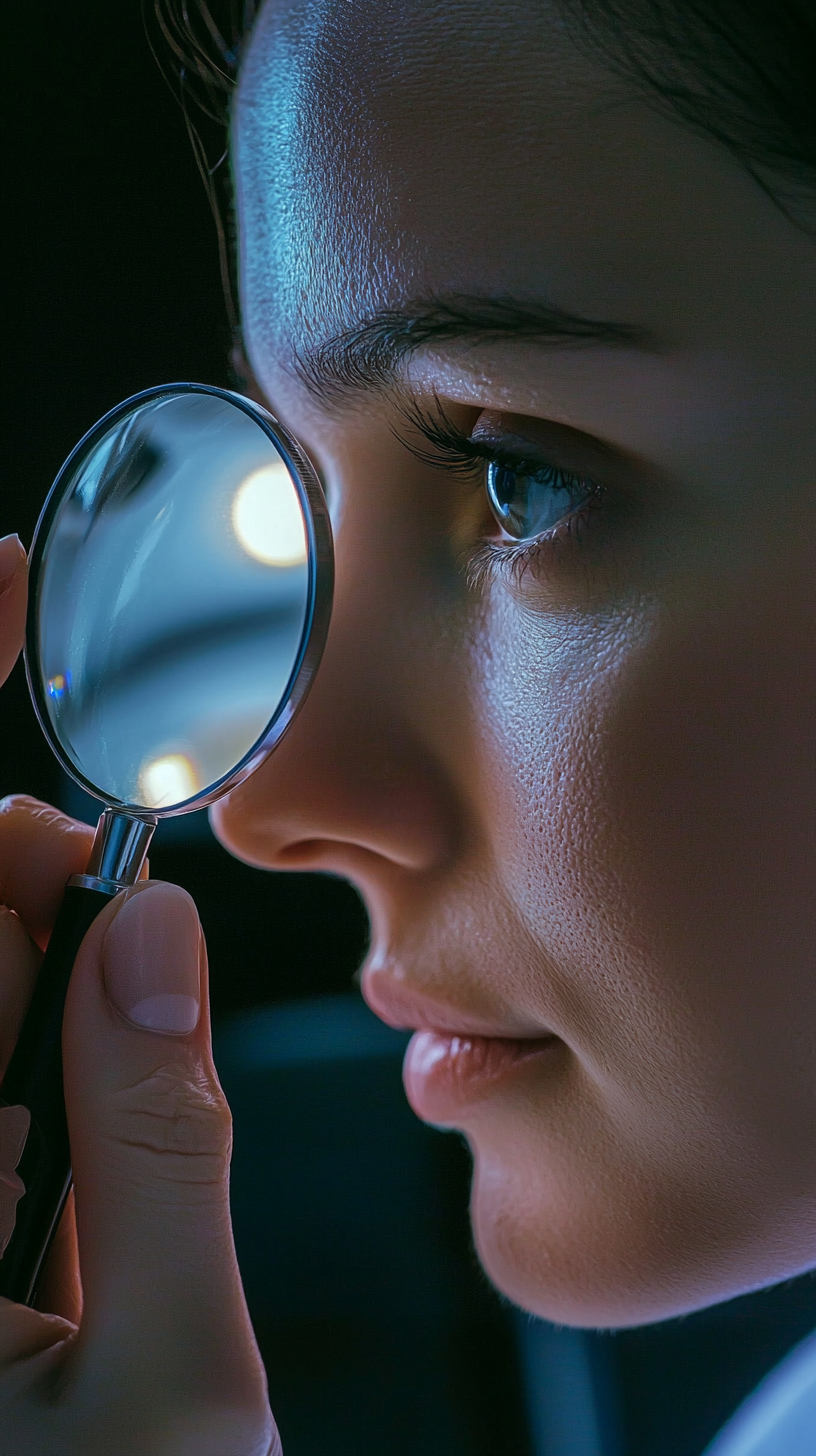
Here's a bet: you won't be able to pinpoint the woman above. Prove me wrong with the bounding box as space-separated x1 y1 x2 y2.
1 1 814 1450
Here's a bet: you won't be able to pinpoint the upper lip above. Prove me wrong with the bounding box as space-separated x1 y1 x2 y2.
361 965 554 1040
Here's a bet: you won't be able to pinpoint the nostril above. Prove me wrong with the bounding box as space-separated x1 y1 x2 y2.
275 839 329 868
210 722 461 878
214 791 458 877
270 838 415 877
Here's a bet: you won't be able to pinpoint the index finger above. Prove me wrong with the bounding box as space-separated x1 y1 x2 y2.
0 535 27 689
0 798 95 949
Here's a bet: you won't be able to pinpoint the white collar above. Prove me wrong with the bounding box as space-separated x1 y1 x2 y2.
704 1328 816 1456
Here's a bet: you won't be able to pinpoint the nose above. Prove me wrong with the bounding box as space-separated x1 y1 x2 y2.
211 435 462 897
212 646 457 879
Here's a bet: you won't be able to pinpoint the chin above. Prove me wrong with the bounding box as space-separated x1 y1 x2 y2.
465 1132 816 1331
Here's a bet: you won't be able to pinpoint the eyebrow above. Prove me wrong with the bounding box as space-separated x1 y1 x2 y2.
292 293 653 407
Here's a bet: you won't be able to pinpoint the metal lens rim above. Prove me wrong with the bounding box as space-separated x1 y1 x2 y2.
24 382 334 818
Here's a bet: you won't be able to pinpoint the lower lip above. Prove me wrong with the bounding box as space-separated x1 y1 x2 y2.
403 1029 558 1124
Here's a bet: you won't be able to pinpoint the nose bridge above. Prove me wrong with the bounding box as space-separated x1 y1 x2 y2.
213 463 462 876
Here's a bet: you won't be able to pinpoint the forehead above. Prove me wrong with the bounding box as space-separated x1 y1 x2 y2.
235 2 624 344
232 0 792 397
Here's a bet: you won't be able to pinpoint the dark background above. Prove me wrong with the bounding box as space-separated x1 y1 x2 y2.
1 0 370 1019
3 5 815 1453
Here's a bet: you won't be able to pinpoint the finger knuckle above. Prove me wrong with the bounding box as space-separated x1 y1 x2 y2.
0 794 88 836
0 795 87 863
0 793 38 818
112 1061 233 1182
0 793 56 829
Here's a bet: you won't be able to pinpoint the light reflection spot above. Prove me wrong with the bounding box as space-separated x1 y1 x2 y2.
138 753 200 808
232 464 307 567
47 672 71 701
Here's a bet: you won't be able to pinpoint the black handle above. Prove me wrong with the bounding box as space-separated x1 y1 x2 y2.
0 881 117 1305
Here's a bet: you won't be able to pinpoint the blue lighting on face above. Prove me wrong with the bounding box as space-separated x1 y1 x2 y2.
47 670 72 702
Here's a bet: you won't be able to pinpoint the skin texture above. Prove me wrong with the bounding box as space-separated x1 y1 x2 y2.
210 0 816 1326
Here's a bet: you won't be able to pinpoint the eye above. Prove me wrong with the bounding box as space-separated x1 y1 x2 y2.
392 397 604 551
485 458 596 541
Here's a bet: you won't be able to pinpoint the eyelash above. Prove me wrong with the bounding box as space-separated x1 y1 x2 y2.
395 398 604 583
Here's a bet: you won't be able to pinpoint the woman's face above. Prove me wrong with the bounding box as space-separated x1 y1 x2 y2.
215 0 816 1326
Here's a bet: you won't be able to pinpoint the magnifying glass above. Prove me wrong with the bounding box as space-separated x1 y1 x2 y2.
0 383 333 1305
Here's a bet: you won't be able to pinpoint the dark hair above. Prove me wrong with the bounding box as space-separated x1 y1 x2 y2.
149 0 816 328
145 2 260 333
563 0 816 221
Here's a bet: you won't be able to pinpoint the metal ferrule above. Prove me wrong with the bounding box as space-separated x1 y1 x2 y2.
69 809 157 891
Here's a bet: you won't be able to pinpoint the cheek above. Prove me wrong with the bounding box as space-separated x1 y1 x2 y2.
470 588 673 1047
614 586 816 987
607 563 816 1168
460 570 816 1322
473 567 816 1084
468 589 728 1152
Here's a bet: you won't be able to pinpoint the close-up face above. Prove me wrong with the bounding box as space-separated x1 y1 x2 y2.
213 0 816 1327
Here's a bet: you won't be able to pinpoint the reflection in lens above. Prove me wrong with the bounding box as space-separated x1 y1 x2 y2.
47 673 71 702
232 463 308 566
138 752 200 808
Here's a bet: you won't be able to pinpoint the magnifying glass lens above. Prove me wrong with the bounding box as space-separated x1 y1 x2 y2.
31 386 329 812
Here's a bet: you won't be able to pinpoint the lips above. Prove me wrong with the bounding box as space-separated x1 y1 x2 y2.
402 1029 558 1123
362 963 558 1124
363 963 547 1038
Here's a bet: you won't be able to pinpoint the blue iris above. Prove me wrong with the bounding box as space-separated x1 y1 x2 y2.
486 460 589 541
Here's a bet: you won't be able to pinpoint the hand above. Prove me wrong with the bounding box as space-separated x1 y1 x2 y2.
0 534 26 689
0 539 279 1453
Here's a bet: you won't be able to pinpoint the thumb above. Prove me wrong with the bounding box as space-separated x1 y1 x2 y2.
62 881 269 1431
0 536 27 689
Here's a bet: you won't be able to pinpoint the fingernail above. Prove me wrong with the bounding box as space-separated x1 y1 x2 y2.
0 534 25 595
103 882 201 1035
